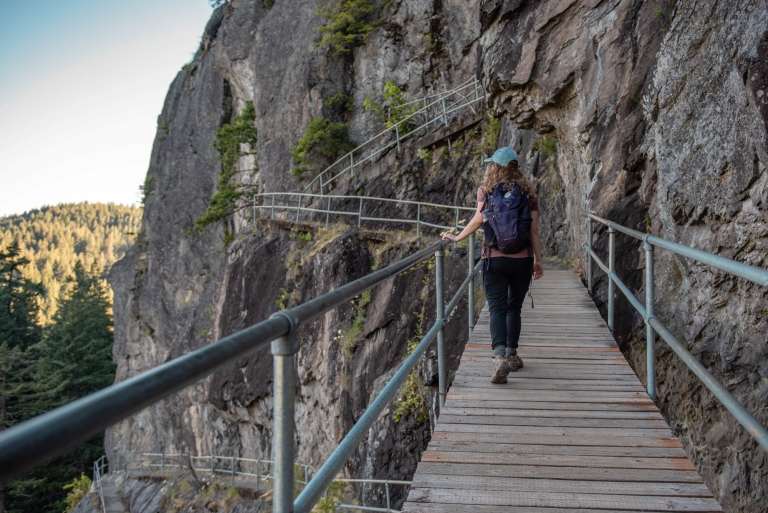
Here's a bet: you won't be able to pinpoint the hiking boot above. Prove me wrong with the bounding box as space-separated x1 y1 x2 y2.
506 353 524 371
491 356 510 384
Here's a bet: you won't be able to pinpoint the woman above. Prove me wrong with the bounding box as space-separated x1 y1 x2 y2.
442 147 543 384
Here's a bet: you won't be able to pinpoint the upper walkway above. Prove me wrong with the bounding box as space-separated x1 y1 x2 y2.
402 265 723 513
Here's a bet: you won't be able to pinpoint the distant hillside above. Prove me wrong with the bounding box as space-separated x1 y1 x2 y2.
0 203 142 323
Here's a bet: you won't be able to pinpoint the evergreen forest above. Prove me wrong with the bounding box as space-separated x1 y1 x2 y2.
0 203 141 513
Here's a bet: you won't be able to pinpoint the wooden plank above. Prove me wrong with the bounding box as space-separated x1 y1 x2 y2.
428 441 687 458
402 269 722 513
447 389 652 402
411 474 712 496
440 406 663 419
445 399 660 411
455 368 640 380
421 450 695 470
429 430 683 448
405 488 722 512
435 423 673 438
436 414 670 429
403 503 673 513
412 461 702 482
450 378 645 392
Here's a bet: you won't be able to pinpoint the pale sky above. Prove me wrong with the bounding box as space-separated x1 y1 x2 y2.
0 0 213 216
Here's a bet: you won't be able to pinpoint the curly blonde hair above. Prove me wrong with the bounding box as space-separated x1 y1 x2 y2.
481 161 536 197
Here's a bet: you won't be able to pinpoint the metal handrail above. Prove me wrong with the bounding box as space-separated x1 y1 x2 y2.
585 212 768 452
92 455 107 513
304 78 484 194
250 192 474 236
98 451 411 512
0 233 481 513
292 256 481 513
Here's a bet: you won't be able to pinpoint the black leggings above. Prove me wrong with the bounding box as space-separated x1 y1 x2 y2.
483 257 533 354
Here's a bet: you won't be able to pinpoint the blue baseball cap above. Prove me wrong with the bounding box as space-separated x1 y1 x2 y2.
484 147 518 166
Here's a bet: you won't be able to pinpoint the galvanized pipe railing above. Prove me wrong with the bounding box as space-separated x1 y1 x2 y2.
0 236 481 512
586 212 768 452
251 192 474 235
96 452 409 512
304 78 484 194
92 455 107 513
293 257 483 513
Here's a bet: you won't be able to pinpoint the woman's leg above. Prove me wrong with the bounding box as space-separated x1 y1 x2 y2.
483 258 512 357
506 257 534 352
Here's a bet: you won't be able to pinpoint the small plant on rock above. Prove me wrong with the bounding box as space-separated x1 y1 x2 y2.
63 474 92 513
393 337 428 423
292 117 354 177
533 135 557 159
341 289 372 358
317 0 378 55
195 101 258 233
363 81 418 130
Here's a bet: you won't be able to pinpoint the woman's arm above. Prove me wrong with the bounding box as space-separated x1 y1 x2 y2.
442 210 483 242
531 210 543 279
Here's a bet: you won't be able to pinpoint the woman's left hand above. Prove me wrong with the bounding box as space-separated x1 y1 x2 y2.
440 231 458 242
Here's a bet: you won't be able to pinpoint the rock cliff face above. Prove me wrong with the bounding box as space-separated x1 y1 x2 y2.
108 0 487 504
478 1 768 511
109 0 767 512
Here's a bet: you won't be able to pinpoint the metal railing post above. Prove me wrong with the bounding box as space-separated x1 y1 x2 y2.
395 125 401 152
385 482 391 512
296 195 302 223
586 216 593 294
468 233 475 338
271 195 276 220
644 240 656 400
441 97 448 126
252 194 256 224
358 198 363 228
454 207 459 228
608 227 615 331
416 204 421 239
211 455 215 474
271 314 299 513
160 453 164 472
325 196 331 229
435 248 446 407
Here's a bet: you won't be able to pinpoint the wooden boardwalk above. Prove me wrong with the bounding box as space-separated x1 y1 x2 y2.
402 268 722 513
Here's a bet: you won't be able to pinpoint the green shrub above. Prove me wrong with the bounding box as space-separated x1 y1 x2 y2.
63 474 92 513
481 114 501 156
363 81 418 129
342 289 372 358
325 91 353 117
140 175 154 205
292 117 354 177
312 481 346 513
317 0 377 55
533 136 557 159
393 337 428 423
195 101 258 231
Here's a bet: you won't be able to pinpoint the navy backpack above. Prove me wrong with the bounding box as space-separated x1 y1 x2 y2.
482 183 533 254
